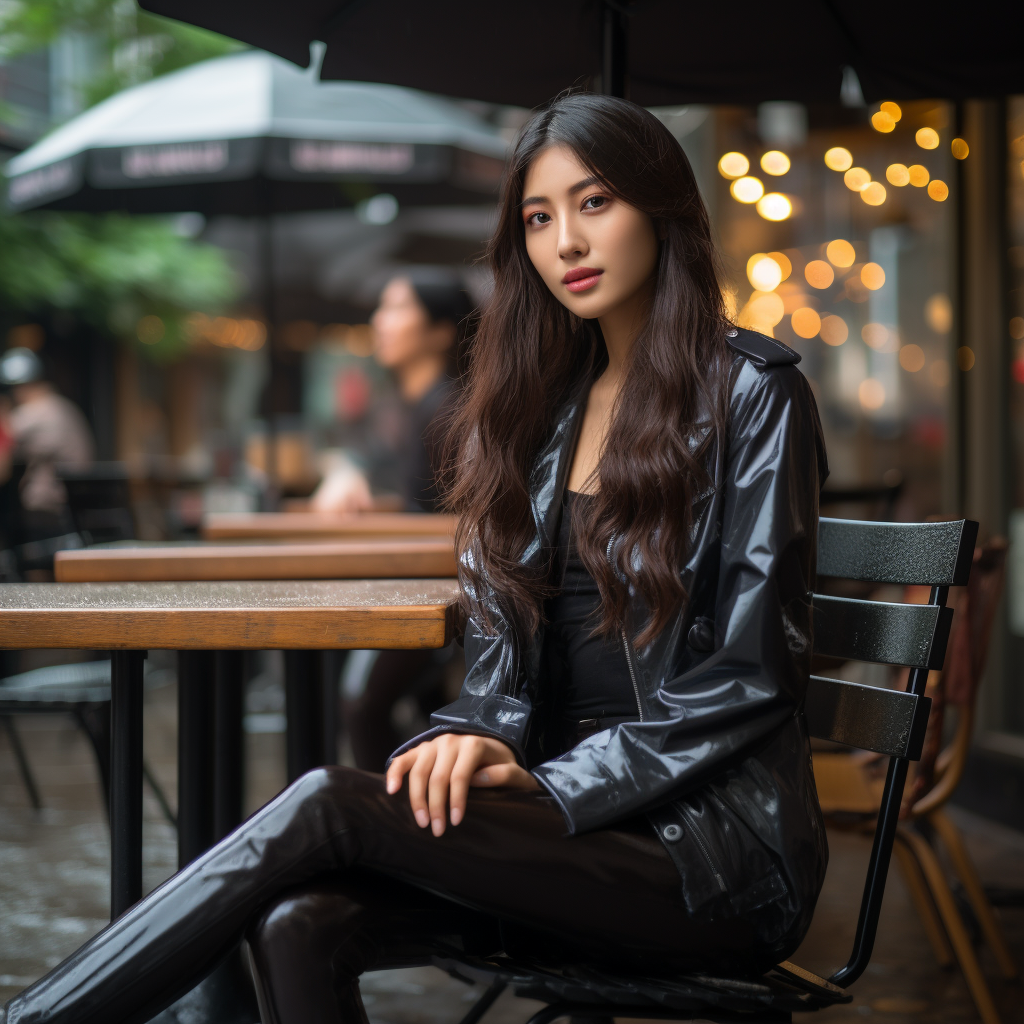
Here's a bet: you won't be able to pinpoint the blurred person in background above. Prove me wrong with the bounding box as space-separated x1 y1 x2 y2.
0 346 94 522
314 270 474 771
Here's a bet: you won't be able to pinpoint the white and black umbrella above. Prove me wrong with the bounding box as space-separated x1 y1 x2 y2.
4 48 506 215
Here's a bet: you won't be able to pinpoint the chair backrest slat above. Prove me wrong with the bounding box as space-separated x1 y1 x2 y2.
817 518 977 586
805 675 931 759
813 595 953 669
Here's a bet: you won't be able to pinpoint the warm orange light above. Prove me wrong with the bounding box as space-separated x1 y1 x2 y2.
880 101 902 122
844 167 871 191
860 182 886 206
826 239 856 268
908 164 930 187
925 294 952 333
862 323 891 350
886 163 910 186
760 151 791 175
767 251 792 281
871 111 896 133
861 263 886 290
899 344 926 372
859 378 886 409
747 254 783 291
1010 316 1024 340
824 147 853 171
748 291 785 326
951 138 969 159
957 346 976 371
730 176 764 203
916 127 940 150
820 314 849 346
756 192 792 221
804 260 835 289
927 179 949 201
791 307 822 339
718 152 750 179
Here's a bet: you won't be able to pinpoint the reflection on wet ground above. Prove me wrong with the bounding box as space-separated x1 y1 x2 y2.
1 663 1021 1024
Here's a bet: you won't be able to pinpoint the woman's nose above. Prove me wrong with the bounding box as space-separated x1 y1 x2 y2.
557 221 588 261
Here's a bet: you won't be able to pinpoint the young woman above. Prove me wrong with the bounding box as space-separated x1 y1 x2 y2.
3 93 829 1024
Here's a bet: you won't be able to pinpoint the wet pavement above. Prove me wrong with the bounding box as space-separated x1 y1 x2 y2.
1 659 1021 1024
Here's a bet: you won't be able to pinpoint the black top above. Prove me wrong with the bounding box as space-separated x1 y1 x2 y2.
401 373 453 513
545 490 638 725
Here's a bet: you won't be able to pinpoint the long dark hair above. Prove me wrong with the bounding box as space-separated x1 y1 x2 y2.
446 93 730 647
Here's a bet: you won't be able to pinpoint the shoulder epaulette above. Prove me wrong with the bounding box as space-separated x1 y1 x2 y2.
725 326 801 367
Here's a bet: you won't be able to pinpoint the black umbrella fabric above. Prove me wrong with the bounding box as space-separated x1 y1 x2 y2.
138 0 1024 108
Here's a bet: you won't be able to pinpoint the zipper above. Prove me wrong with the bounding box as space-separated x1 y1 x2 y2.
684 810 728 893
620 628 644 722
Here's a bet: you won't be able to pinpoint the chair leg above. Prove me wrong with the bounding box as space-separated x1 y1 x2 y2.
894 829 955 969
928 809 1018 980
901 827 1003 1024
456 979 506 1024
1 715 43 810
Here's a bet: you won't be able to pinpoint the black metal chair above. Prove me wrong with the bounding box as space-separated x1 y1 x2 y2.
59 462 136 546
0 658 176 827
426 515 978 1024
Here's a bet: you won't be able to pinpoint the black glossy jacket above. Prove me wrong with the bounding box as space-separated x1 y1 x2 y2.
391 327 830 962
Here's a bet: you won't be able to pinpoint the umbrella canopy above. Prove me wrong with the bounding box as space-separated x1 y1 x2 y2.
138 0 1024 109
4 49 507 215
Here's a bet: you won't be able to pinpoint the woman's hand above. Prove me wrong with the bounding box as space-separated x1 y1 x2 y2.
385 734 539 836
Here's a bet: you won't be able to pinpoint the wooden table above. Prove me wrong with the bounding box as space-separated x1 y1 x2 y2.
54 538 457 582
203 511 456 540
0 579 460 918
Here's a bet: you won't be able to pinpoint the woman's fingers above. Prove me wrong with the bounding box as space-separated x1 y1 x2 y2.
407 743 438 829
448 739 484 827
385 749 415 794
427 738 461 836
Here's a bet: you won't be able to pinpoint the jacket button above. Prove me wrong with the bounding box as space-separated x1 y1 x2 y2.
662 823 683 842
726 328 739 338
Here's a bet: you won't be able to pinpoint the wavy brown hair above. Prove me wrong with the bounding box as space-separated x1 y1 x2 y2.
445 93 730 647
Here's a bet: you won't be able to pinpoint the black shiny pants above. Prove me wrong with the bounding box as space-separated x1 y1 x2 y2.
5 767 757 1024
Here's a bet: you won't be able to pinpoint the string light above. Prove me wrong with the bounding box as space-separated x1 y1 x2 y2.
767 251 792 280
844 167 871 191
824 147 853 171
951 138 969 159
804 260 835 289
718 152 750 179
916 128 940 150
820 314 849 346
880 101 902 121
791 308 821 338
927 180 949 201
756 193 792 221
861 263 886 290
826 239 855 268
730 176 764 203
886 163 910 186
871 111 896 133
747 254 783 291
860 182 886 206
760 151 791 175
908 164 930 187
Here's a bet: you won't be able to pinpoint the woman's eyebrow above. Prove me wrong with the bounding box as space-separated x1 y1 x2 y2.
521 176 603 208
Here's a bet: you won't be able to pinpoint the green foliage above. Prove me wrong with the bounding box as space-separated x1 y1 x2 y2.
0 207 239 359
0 0 242 106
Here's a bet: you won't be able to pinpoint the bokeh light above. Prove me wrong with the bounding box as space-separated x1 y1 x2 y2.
718 152 750 179
844 167 871 191
860 182 887 206
862 323 891 349
767 251 792 281
925 294 952 333
826 239 856 268
951 138 970 159
748 291 786 327
730 176 764 203
861 263 886 290
760 151 790 175
824 147 853 171
756 193 792 221
747 254 783 291
928 180 949 201
859 378 886 409
871 111 896 133
886 163 910 186
820 314 849 346
805 260 835 289
880 101 902 122
916 128 940 150
958 346 976 371
908 164 930 187
899 344 926 372
791 308 822 338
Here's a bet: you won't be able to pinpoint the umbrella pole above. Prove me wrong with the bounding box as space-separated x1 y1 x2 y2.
602 2 628 99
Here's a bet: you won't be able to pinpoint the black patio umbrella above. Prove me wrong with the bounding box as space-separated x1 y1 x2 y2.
138 0 1024 108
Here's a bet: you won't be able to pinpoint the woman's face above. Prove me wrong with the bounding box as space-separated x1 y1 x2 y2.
371 277 452 369
521 145 659 321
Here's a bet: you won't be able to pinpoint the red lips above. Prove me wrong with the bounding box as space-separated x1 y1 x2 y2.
561 267 603 293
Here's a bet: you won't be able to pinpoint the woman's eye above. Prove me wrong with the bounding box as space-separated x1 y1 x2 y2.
582 195 608 211
526 211 550 226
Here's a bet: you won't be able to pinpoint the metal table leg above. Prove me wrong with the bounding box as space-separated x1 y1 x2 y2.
213 651 245 840
284 650 326 782
110 649 146 920
177 651 215 868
